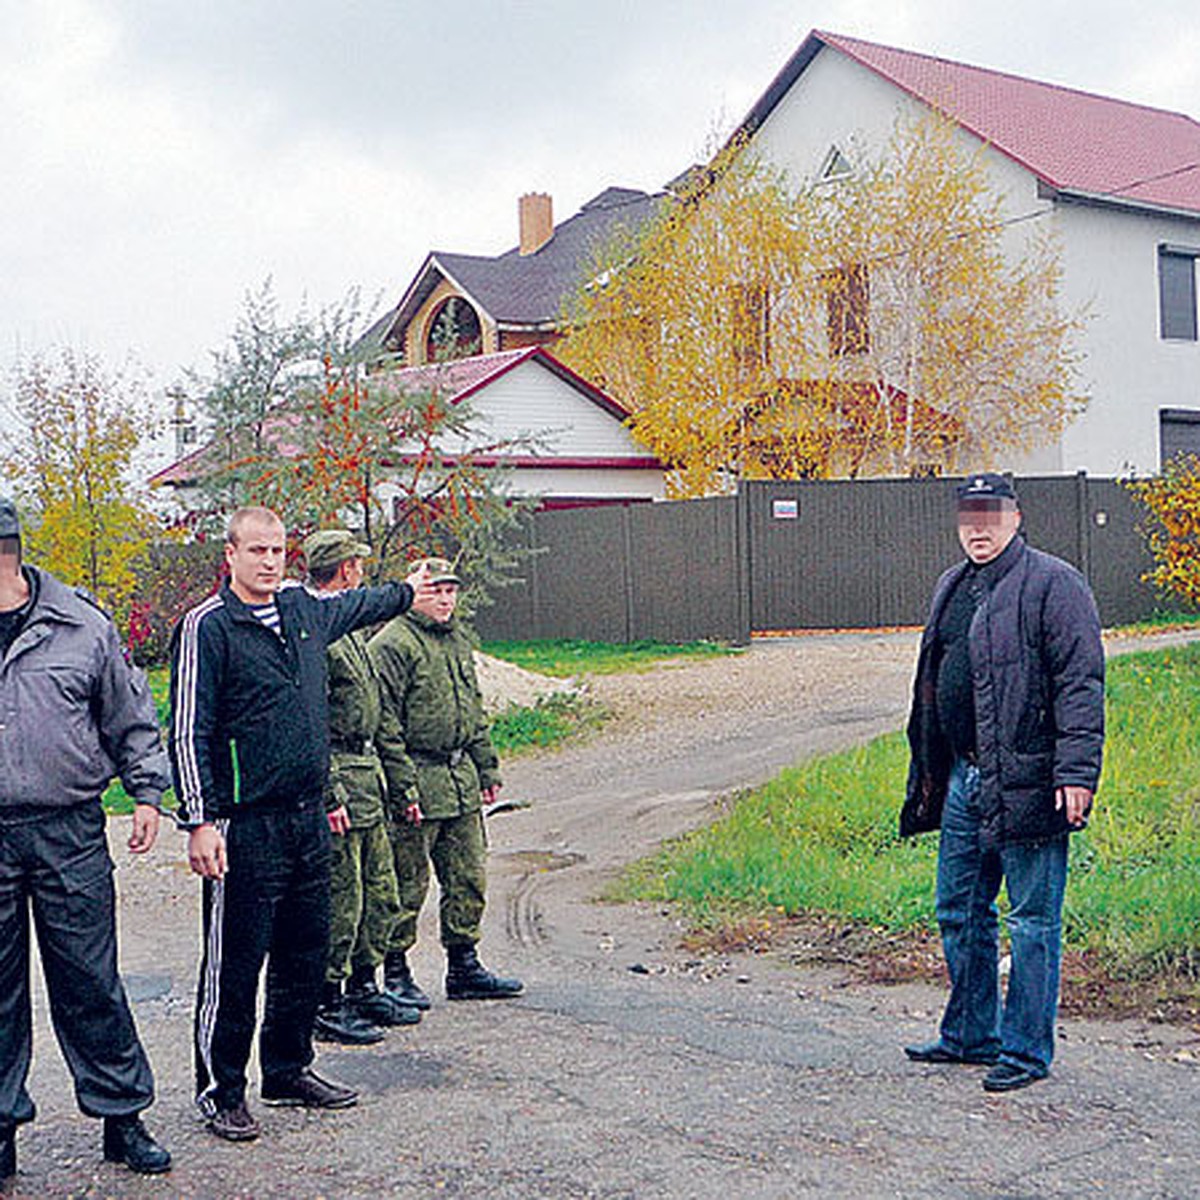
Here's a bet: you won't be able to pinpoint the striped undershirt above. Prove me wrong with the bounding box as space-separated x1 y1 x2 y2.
248 599 283 638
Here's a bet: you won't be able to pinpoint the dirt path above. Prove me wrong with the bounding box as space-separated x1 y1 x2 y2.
12 630 1200 1198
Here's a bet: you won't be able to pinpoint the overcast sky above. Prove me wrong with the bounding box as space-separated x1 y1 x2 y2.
3 0 1199 399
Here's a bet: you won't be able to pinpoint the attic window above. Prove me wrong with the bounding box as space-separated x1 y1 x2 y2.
425 296 482 363
819 145 854 183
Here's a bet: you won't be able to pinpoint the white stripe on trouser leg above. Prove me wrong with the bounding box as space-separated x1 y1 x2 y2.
195 818 230 1117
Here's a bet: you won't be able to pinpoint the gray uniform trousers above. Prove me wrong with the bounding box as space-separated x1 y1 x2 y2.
0 802 154 1129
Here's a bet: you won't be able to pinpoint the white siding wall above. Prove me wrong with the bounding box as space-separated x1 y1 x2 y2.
461 359 648 457
748 44 1200 477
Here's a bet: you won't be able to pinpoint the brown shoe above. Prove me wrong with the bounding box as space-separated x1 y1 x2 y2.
260 1068 357 1110
207 1102 261 1142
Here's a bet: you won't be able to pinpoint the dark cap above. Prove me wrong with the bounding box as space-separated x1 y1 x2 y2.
409 556 462 585
0 497 19 539
956 473 1018 505
303 529 371 573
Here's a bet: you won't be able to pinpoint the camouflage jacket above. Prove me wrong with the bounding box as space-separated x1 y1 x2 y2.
326 628 388 827
368 611 500 820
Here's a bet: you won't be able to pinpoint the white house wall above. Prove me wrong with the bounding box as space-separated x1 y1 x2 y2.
457 358 648 457
747 43 1200 477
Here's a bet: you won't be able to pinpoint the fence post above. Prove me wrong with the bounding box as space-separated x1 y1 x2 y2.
621 504 636 642
1075 470 1091 584
734 483 753 645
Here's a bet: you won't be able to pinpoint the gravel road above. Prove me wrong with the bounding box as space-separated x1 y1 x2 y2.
11 630 1200 1199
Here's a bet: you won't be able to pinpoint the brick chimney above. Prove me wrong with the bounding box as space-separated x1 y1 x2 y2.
518 192 553 256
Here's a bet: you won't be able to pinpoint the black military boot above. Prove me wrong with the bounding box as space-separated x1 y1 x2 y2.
445 944 524 1000
346 967 421 1027
102 1114 172 1175
314 981 385 1045
1 1124 15 1182
384 950 432 1011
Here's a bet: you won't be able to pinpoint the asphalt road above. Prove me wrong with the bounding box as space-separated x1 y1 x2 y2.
10 632 1200 1198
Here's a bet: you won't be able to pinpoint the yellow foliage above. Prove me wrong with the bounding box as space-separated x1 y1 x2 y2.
559 112 1089 496
1129 457 1200 609
2 348 164 626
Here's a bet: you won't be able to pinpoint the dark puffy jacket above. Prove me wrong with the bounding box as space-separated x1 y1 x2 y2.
169 578 412 825
900 537 1104 848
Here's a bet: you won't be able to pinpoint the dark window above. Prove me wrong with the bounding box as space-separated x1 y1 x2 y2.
731 282 770 372
1160 408 1200 467
1159 247 1198 341
823 264 870 357
425 296 482 362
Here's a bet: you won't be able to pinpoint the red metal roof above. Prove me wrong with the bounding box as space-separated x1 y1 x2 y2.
745 30 1200 217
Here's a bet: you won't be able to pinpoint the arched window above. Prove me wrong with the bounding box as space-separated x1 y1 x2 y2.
425 296 482 362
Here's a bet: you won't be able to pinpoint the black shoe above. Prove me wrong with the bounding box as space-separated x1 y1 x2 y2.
0 1126 14 1181
983 1061 1047 1092
102 1115 172 1175
261 1068 357 1110
904 1040 999 1065
314 997 386 1045
206 1101 261 1143
384 951 432 1011
346 979 422 1027
445 945 524 1001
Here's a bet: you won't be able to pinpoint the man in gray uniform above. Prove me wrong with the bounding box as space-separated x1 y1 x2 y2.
0 498 171 1181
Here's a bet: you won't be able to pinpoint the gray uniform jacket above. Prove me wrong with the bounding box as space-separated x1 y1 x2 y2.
0 566 169 810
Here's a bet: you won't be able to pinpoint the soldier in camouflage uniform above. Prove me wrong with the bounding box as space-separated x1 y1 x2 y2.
370 556 523 1004
304 530 422 1044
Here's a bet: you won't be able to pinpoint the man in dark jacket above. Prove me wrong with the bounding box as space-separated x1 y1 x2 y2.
169 507 433 1143
0 498 171 1181
900 474 1104 1092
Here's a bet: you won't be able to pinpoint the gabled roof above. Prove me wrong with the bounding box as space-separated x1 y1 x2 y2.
362 187 665 356
150 347 651 488
738 29 1200 218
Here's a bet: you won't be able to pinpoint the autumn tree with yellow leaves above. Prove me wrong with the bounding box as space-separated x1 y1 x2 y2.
1 347 164 627
561 113 1088 497
1129 455 1200 609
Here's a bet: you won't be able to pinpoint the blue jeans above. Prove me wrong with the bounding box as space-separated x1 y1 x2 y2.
935 759 1068 1073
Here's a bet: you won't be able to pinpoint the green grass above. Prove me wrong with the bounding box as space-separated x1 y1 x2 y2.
621 642 1200 979
489 694 607 755
481 638 741 677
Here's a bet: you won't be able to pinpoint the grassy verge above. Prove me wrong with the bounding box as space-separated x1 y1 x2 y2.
620 642 1200 981
481 638 740 677
490 694 607 756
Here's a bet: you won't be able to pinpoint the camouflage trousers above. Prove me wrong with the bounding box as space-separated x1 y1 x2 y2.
327 820 401 983
387 808 487 951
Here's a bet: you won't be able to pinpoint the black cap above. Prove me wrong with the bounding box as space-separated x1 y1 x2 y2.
0 497 19 539
956 473 1018 504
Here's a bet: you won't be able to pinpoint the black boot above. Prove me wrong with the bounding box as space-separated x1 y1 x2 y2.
384 950 432 1011
346 967 421 1027
102 1114 172 1175
1 1125 14 1182
314 980 385 1045
445 944 524 1000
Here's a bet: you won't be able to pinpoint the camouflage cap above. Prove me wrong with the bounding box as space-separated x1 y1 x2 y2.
409 556 462 585
303 529 371 573
0 497 19 540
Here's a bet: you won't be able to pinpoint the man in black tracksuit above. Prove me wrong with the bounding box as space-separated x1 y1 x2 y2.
169 507 433 1143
